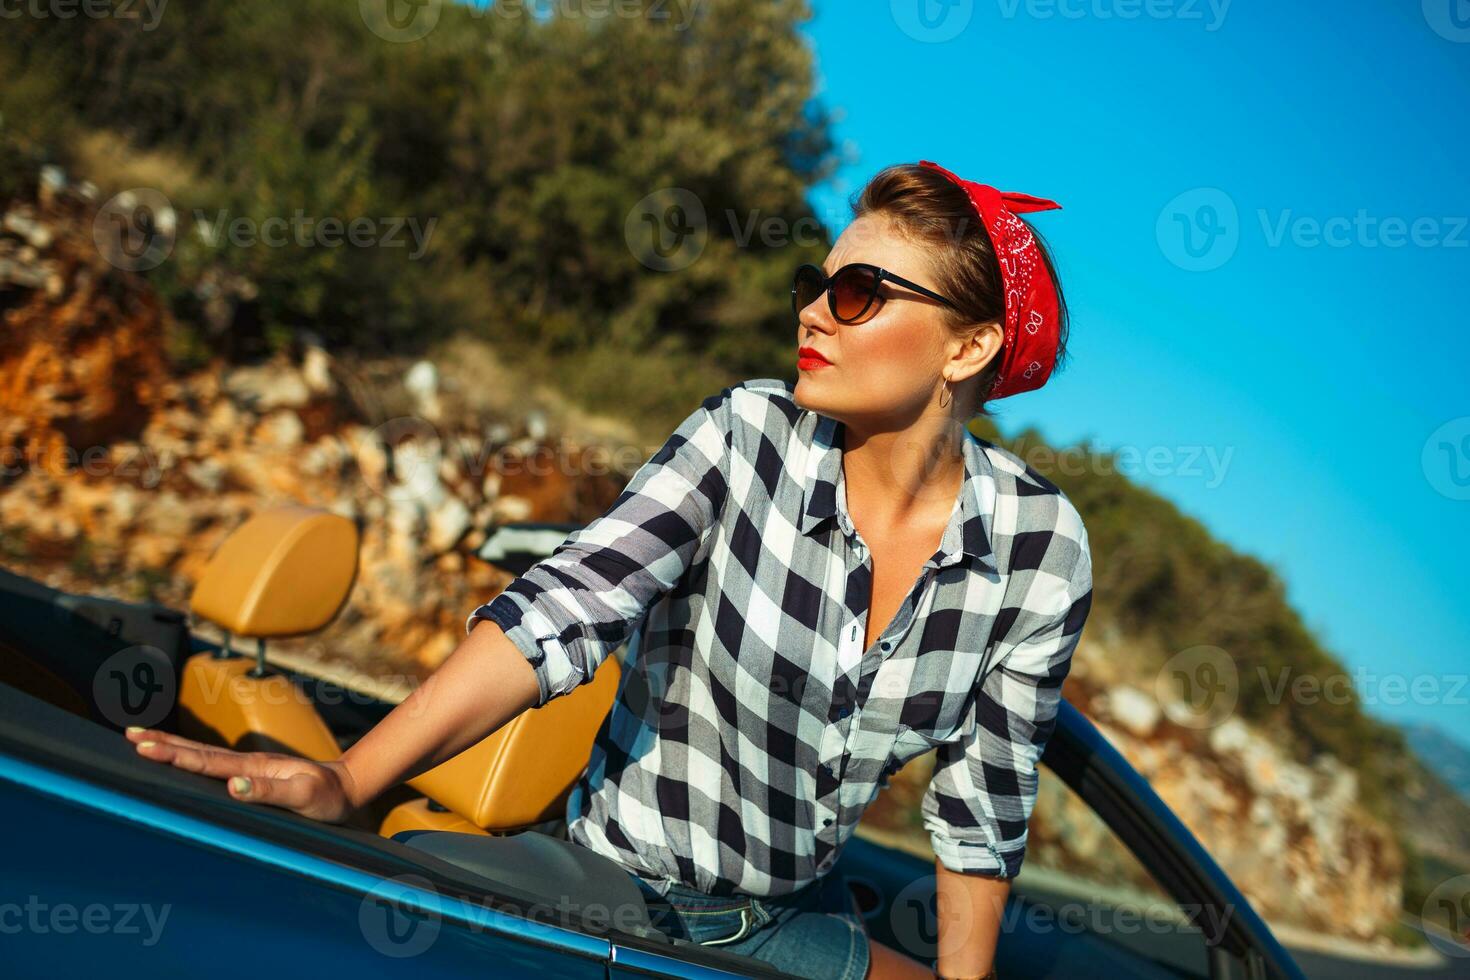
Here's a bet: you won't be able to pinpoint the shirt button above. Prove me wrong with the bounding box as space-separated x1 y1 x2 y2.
822 817 833 827
880 641 891 651
837 705 852 720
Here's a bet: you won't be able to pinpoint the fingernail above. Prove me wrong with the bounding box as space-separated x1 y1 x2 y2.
126 726 145 734
230 776 252 796
138 741 156 750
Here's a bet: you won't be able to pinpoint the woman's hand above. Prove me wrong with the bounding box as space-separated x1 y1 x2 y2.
118 620 541 826
124 727 361 824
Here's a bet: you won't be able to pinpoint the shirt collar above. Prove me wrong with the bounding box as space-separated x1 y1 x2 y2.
798 412 998 573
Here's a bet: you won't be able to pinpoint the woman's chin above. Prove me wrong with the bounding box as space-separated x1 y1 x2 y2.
793 374 826 407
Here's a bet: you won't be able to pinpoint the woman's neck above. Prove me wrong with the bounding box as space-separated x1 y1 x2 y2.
838 413 968 527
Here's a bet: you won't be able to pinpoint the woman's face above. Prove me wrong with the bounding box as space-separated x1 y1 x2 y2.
794 212 974 427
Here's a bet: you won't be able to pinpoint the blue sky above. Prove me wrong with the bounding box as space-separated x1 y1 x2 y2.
799 0 1470 741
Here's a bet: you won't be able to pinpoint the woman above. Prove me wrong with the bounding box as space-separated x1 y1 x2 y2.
125 160 1093 980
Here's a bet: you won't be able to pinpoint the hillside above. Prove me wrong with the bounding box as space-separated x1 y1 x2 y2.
1406 724 1470 804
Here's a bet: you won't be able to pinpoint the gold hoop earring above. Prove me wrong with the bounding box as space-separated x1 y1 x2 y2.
939 377 952 409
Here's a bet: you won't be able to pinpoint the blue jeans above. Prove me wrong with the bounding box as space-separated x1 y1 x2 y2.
628 871 870 979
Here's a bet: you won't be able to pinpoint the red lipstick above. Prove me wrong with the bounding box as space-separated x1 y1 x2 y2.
797 346 832 370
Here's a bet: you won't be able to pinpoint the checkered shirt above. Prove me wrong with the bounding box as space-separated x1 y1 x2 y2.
466 378 1094 897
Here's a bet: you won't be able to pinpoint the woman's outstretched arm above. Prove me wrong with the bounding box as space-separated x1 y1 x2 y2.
125 618 539 821
127 382 740 820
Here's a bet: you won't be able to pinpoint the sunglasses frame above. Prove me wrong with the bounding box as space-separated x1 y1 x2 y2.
792 261 959 324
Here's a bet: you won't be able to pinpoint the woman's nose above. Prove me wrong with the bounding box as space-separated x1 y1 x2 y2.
798 296 835 334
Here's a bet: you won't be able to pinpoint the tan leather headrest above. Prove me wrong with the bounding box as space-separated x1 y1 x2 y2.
190 506 358 638
410 654 621 831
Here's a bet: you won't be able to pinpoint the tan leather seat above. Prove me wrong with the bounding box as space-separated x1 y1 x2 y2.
395 652 621 834
189 506 359 640
178 505 620 836
178 506 357 761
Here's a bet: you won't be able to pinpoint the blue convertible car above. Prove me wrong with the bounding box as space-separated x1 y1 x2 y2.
0 507 1304 979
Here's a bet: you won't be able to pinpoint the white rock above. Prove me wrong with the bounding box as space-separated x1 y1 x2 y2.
345 426 387 485
491 494 534 524
302 345 336 395
390 439 445 507
225 364 311 412
427 496 472 554
326 496 359 523
526 410 549 443
109 485 141 525
1105 685 1161 738
404 360 442 421
405 360 438 401
39 165 67 197
3 211 52 250
1209 717 1252 756
1275 761 1317 804
257 411 305 450
203 400 242 441
184 458 226 493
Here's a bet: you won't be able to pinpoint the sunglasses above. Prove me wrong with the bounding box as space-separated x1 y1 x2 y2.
791 262 958 325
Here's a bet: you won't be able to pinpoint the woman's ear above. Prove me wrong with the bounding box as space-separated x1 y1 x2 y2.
952 320 1004 383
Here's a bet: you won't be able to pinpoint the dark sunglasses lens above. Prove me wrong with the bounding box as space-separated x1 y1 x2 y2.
792 266 824 315
831 267 878 322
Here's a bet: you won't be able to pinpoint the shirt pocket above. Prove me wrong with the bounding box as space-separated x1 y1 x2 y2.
837 726 898 815
895 692 971 749
890 727 961 775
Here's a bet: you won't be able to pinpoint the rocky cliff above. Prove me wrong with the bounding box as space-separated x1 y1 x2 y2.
1 166 631 681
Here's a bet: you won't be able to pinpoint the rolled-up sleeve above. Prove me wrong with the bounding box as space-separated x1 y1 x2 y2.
465 385 734 706
922 507 1093 879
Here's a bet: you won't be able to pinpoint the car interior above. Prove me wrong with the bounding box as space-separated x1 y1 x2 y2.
0 505 1300 979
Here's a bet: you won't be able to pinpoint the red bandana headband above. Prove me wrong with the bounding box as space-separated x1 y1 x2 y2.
918 160 1063 399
